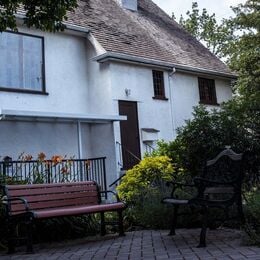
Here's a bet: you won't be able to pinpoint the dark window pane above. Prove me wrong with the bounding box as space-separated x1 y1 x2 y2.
152 70 165 98
198 77 217 105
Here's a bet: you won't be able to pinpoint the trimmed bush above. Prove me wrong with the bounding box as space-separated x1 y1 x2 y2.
117 156 177 229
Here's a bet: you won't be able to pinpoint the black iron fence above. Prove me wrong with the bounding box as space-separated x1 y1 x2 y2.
0 157 107 191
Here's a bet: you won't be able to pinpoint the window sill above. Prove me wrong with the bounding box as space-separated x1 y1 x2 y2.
153 96 168 101
0 87 49 96
199 101 219 106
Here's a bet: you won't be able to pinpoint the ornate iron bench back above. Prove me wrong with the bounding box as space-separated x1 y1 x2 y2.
198 148 243 203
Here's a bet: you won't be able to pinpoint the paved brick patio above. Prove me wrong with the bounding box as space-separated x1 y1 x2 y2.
1 229 260 259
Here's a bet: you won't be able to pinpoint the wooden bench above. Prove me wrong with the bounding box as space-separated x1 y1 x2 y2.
162 148 245 247
1 181 126 253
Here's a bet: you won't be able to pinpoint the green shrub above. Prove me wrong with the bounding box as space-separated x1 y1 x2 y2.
244 189 260 246
117 156 177 229
154 105 259 187
150 104 259 230
117 156 174 201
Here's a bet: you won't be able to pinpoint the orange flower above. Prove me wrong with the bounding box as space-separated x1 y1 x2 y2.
51 155 63 165
38 152 46 161
24 154 33 161
85 160 91 170
85 160 91 166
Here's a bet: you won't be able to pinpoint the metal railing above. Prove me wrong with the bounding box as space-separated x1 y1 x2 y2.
144 142 156 154
0 157 107 191
116 141 140 170
109 172 126 188
110 142 141 188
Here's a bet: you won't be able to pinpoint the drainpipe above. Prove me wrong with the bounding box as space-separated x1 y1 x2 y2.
168 68 177 139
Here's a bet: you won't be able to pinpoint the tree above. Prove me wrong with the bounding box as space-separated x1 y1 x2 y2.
174 0 259 138
173 2 235 59
228 0 260 97
228 0 260 169
0 0 78 32
168 1 260 185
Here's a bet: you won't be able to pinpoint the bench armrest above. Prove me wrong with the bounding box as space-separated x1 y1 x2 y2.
166 181 195 188
166 181 195 198
1 196 30 212
99 190 121 202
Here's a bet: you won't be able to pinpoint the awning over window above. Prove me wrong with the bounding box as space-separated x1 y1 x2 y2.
0 109 127 123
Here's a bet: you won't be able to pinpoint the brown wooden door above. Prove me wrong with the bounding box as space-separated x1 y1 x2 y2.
119 101 141 170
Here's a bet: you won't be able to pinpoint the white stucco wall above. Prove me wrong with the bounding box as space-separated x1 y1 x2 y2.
85 54 232 164
109 63 174 155
171 72 233 130
88 123 117 187
0 27 89 114
0 121 90 160
0 29 119 186
0 27 233 187
86 41 113 114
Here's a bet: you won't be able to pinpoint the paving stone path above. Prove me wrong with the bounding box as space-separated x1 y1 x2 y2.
1 229 260 259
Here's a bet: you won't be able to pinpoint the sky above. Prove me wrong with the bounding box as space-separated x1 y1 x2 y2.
152 0 246 21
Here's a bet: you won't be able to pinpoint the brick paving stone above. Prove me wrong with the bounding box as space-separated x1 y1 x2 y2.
168 252 183 258
1 229 260 260
244 254 260 259
229 256 247 260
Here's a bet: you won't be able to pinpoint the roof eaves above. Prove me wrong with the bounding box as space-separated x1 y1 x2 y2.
93 52 174 71
93 52 237 80
63 22 90 34
174 64 237 80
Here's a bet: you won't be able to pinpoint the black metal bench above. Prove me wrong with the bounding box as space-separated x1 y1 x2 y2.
1 181 126 253
162 148 245 247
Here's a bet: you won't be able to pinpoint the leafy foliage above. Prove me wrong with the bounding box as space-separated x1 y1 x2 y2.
117 156 175 228
0 0 78 32
174 2 235 58
155 104 260 187
227 0 260 103
244 189 260 246
117 156 174 201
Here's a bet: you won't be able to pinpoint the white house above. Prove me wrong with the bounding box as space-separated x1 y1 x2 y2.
0 0 236 187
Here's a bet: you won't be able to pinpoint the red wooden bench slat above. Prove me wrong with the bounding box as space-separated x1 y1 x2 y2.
10 195 99 212
33 203 126 219
6 181 96 190
6 182 101 215
7 184 97 197
8 190 98 204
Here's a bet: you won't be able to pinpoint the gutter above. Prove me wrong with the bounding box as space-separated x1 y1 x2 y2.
0 109 127 124
63 23 89 34
93 52 237 80
15 13 89 34
93 52 174 71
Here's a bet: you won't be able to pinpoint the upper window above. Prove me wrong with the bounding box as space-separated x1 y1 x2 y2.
152 70 167 100
0 31 45 93
198 77 218 105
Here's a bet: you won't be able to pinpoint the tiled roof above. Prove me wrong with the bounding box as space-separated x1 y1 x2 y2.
67 0 234 76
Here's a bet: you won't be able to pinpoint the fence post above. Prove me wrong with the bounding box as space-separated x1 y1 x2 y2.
46 163 51 183
102 158 107 198
2 156 12 184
